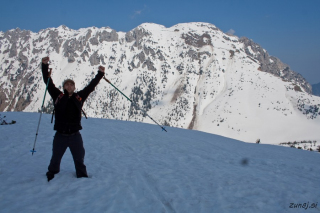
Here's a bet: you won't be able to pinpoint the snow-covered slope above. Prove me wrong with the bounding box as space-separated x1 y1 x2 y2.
0 112 319 213
0 22 319 144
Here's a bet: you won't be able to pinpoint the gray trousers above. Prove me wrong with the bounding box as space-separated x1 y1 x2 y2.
48 131 88 178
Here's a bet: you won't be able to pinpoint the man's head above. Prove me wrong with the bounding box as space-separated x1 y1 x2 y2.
63 79 75 96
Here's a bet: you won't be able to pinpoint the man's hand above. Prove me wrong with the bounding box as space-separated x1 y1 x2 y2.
98 66 105 73
42 57 50 64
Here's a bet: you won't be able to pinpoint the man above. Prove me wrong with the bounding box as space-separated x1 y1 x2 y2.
41 56 105 181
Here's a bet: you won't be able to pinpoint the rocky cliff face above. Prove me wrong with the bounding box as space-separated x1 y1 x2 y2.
239 37 312 94
1 22 319 143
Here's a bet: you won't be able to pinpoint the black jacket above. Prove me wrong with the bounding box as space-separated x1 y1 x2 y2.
42 63 104 133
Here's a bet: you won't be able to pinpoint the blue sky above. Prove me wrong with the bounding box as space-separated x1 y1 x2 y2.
1 0 319 84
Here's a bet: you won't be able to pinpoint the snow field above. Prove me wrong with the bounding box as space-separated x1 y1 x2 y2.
0 112 319 213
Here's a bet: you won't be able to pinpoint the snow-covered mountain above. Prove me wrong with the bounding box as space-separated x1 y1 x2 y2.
0 22 319 144
0 112 319 213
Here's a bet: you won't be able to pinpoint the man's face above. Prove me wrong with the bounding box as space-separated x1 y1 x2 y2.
64 82 75 95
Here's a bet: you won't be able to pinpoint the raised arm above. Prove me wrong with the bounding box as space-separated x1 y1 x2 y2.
41 57 61 101
77 66 105 102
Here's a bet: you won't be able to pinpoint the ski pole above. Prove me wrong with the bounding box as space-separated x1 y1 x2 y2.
31 67 52 155
103 76 167 132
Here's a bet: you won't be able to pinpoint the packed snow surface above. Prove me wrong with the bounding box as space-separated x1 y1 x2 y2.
0 112 319 213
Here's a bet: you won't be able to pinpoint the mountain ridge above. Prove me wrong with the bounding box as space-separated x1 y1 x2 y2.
1 22 319 143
